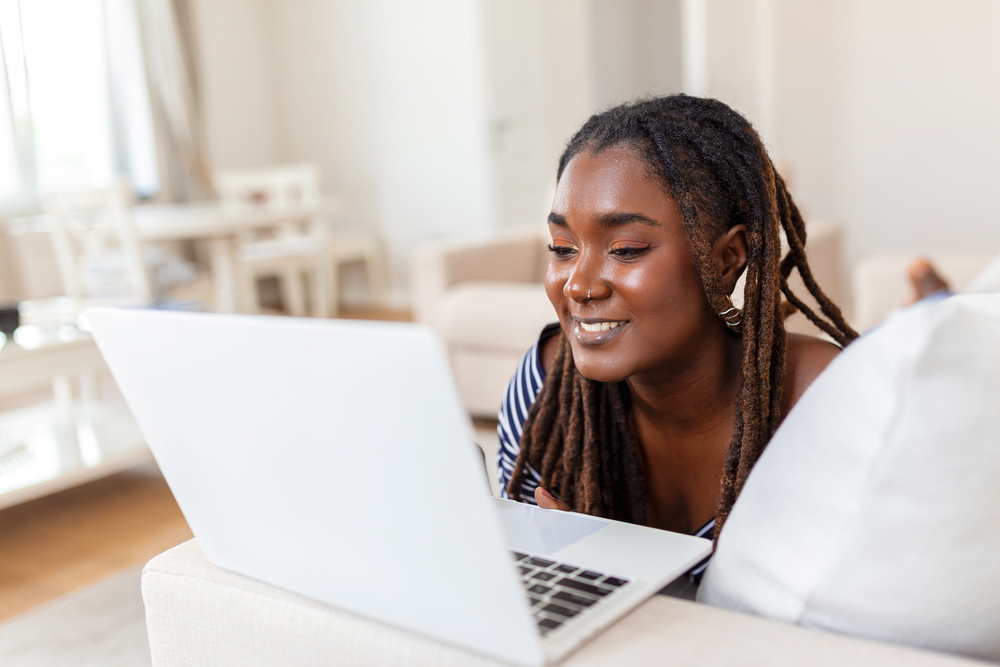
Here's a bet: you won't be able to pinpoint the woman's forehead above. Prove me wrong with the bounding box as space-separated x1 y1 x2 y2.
553 145 675 218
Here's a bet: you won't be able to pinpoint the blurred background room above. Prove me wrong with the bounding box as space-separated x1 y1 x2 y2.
0 0 999 663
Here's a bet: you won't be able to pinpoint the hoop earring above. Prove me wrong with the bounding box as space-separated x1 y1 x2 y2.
718 295 742 333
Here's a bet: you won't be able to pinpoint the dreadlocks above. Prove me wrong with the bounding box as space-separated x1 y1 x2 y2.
506 95 858 541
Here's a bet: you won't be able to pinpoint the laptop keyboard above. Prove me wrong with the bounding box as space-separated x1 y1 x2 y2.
510 551 630 637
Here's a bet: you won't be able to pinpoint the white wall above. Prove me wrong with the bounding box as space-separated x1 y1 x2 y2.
590 0 683 110
481 0 683 230
191 0 1000 309
778 0 1000 265
190 0 686 304
701 0 1000 268
190 0 278 169
481 0 593 230
193 0 495 306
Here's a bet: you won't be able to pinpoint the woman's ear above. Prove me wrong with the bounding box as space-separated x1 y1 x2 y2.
713 225 748 295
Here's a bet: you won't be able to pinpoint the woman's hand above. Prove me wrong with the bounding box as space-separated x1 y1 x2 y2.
534 486 571 511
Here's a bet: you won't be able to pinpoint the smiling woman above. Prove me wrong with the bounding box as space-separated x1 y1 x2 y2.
497 96 858 574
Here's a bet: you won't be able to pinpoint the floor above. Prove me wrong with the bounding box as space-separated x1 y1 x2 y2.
0 463 190 623
0 305 418 623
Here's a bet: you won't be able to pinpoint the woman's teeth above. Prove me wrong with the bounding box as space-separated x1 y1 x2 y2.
579 321 626 332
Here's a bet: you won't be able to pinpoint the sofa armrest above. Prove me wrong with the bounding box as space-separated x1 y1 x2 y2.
143 539 977 667
852 253 995 332
411 226 546 326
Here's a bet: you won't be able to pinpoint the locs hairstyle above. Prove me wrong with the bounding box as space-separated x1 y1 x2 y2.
506 95 858 541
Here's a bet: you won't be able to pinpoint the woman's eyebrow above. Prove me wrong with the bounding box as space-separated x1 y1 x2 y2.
597 212 660 229
547 211 660 228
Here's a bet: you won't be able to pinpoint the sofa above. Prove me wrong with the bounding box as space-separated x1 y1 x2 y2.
140 250 1000 665
141 538 978 666
140 294 1000 666
411 221 848 418
851 252 997 331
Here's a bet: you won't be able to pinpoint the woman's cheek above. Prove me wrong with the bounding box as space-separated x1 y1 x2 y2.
614 264 651 299
544 264 567 307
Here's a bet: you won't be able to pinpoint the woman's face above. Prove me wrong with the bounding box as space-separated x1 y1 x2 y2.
545 145 721 384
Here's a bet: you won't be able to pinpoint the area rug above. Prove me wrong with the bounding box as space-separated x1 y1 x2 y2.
0 566 149 667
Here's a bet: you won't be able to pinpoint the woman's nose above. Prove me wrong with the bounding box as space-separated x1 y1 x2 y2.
563 258 610 303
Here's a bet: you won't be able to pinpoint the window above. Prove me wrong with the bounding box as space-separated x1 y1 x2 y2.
0 0 158 208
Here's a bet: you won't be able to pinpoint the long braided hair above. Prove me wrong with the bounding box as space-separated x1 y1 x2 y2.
506 95 858 540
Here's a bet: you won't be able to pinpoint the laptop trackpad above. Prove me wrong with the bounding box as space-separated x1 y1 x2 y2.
494 500 607 555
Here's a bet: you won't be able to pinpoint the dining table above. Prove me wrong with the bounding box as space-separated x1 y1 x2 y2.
3 195 344 313
131 196 343 313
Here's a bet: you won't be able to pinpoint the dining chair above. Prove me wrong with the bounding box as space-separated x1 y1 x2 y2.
36 182 206 328
44 182 154 309
215 163 385 317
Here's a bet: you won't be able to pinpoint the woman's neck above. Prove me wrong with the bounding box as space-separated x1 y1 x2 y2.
625 328 743 439
625 327 743 534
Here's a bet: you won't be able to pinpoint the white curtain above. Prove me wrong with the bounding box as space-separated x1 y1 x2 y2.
132 0 213 202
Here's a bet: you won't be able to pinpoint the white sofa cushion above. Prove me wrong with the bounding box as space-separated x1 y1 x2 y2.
437 281 557 352
143 540 970 667
699 294 1000 662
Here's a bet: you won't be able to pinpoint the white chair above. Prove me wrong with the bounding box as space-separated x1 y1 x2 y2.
45 182 153 308
27 183 152 330
36 182 205 326
215 163 385 317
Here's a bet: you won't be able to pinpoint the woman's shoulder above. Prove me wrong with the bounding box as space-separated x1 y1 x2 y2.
782 333 841 413
499 322 561 422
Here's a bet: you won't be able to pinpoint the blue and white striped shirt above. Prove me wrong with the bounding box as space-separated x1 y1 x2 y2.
496 323 713 580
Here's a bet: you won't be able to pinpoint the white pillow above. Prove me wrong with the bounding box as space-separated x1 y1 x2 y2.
698 294 1000 662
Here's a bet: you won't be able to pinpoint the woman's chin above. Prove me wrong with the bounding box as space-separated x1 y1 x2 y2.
571 352 633 385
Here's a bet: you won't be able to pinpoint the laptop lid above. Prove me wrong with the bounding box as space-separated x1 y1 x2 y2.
86 308 545 666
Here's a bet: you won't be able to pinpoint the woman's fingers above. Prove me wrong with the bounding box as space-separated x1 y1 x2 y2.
535 486 571 511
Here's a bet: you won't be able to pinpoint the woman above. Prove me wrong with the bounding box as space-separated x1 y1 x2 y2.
497 96 858 567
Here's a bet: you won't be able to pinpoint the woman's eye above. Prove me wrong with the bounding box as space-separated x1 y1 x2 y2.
610 244 651 259
547 243 577 258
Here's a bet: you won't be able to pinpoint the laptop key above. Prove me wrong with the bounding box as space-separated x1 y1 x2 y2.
528 596 543 607
528 584 552 595
552 590 596 608
577 570 603 580
538 618 562 631
602 576 629 587
511 551 529 562
554 564 578 574
527 557 555 568
518 565 534 576
556 578 610 597
542 603 579 618
531 571 556 582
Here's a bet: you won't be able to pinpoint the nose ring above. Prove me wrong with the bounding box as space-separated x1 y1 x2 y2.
586 288 592 301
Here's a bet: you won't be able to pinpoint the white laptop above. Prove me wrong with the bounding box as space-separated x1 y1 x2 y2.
86 308 711 666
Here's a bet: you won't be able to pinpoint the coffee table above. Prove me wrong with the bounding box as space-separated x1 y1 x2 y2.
0 328 150 510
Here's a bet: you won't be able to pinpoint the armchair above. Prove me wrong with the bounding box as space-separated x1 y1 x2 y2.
852 252 997 332
412 222 849 418
411 226 555 418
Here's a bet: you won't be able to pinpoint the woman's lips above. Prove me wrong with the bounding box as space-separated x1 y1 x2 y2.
572 318 629 345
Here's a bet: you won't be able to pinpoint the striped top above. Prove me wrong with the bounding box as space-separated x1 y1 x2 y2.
496 323 713 581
